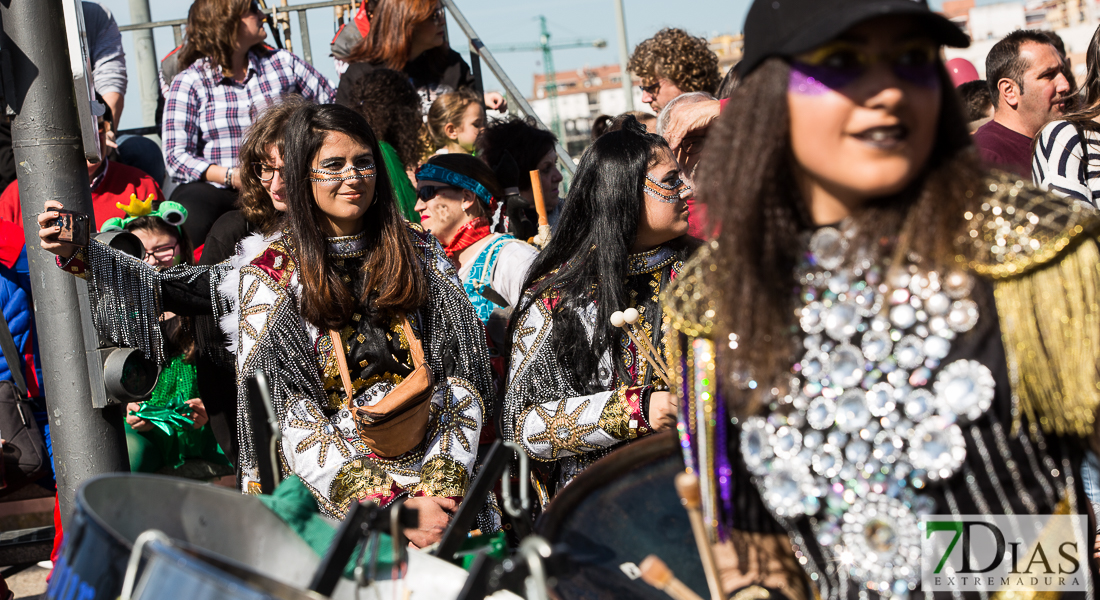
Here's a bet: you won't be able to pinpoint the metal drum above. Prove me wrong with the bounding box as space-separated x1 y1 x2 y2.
45 473 477 600
536 432 709 600
44 473 323 600
128 537 478 600
129 539 328 600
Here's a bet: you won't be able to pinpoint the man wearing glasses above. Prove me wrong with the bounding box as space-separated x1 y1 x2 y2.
628 28 721 113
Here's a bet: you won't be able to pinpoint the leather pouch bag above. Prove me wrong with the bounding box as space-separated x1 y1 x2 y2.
331 316 434 458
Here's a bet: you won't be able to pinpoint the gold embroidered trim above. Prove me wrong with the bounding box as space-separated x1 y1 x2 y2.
598 387 635 441
328 459 393 515
413 455 469 498
995 237 1100 437
963 173 1100 279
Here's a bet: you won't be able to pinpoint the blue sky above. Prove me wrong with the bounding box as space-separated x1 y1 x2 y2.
96 0 754 130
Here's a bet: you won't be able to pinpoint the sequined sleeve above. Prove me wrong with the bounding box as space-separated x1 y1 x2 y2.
67 239 231 364
503 297 650 462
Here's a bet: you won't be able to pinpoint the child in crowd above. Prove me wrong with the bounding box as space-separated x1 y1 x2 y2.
427 89 485 155
103 199 229 475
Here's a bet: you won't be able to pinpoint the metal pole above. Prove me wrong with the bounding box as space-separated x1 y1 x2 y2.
613 0 634 112
127 0 159 129
0 0 130 527
441 0 575 175
297 9 313 65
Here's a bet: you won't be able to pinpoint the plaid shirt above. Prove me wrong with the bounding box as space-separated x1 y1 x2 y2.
162 49 335 185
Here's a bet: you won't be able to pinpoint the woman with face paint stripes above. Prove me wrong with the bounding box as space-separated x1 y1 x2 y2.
661 0 1100 598
501 116 700 504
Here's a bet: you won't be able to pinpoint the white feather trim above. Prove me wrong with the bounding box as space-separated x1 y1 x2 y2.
218 231 281 353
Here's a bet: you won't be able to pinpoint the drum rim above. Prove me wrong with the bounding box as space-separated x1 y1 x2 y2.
74 472 265 549
535 430 680 538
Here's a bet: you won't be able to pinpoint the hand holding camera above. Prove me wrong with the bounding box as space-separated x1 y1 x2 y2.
37 199 90 260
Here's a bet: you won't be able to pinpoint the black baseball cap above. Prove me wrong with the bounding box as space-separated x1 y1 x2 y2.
737 0 971 77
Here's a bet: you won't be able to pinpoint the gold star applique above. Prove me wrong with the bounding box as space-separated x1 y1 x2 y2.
288 406 351 469
238 279 272 342
513 325 537 355
526 400 598 460
431 389 478 454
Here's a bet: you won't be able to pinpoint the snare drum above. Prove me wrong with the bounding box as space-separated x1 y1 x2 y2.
536 432 709 600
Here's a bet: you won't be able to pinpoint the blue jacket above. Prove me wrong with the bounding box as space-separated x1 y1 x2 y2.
0 244 42 395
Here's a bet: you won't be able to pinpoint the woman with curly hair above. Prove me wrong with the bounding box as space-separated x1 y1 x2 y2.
663 0 1100 597
346 68 427 222
628 27 720 113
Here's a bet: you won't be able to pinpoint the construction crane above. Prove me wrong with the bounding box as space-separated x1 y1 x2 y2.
490 16 607 142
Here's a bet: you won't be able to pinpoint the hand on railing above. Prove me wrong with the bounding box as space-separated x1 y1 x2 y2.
485 91 507 112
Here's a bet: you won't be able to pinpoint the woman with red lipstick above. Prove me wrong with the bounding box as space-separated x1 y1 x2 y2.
663 0 1100 598
334 0 504 115
414 153 537 323
502 117 697 504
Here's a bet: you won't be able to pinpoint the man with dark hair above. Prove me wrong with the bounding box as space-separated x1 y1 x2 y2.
628 28 720 113
956 79 993 130
973 29 1071 177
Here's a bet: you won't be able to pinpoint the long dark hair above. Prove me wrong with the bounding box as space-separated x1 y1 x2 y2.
283 104 428 330
513 117 678 390
698 58 984 416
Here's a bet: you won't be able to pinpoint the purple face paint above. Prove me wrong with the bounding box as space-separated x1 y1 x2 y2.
789 59 942 95
789 62 860 95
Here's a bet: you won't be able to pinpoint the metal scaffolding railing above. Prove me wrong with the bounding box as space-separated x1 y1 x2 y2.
114 0 576 174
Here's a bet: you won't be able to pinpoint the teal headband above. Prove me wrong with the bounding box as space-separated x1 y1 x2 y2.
416 164 494 206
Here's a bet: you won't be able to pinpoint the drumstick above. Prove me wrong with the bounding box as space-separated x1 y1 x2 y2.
622 308 672 377
675 472 725 600
639 555 706 600
528 170 549 227
611 310 672 384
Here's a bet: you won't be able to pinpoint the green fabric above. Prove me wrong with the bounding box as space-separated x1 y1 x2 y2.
380 141 420 224
126 355 230 471
258 475 394 579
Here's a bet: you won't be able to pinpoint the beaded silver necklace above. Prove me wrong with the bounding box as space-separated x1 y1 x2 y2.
740 224 993 597
327 231 369 258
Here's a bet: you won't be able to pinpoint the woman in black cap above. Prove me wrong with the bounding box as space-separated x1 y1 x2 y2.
665 0 1100 598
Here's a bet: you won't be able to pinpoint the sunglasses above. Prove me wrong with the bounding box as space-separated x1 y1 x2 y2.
790 40 940 92
247 0 263 15
417 184 456 201
430 5 446 23
639 80 662 96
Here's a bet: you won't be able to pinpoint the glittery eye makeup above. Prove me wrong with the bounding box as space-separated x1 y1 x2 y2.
789 41 940 95
644 174 690 203
310 164 377 184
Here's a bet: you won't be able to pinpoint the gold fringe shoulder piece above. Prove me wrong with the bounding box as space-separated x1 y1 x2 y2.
963 171 1100 279
963 173 1100 437
993 234 1100 437
662 239 720 338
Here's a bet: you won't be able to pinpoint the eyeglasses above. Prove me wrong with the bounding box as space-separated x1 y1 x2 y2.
252 162 284 182
639 80 662 96
416 184 456 201
143 242 179 262
429 5 445 23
